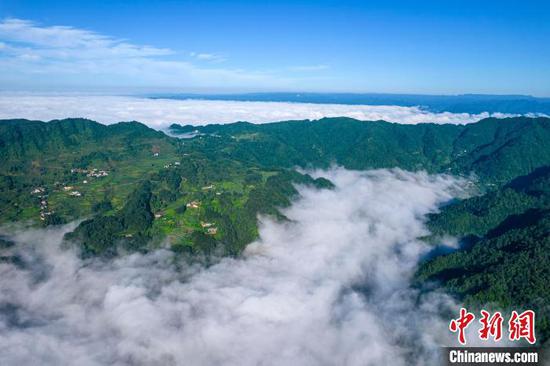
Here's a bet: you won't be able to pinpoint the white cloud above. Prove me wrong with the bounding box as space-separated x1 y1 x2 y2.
0 168 470 366
0 18 287 89
190 52 226 63
0 94 522 129
0 18 173 58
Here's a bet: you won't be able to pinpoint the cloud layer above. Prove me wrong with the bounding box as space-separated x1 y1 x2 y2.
0 94 519 129
0 18 287 90
1 169 468 366
0 18 172 58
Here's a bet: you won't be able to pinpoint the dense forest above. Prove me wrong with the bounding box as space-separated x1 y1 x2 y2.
417 166 550 342
171 116 550 184
1 115 549 343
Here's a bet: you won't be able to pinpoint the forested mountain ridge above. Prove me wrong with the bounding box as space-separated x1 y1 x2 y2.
0 118 172 170
0 118 181 226
171 116 550 185
426 166 550 238
1 116 550 342
0 118 333 257
416 166 550 341
1 116 549 255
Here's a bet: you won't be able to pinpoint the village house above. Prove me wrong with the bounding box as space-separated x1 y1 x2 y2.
87 169 109 177
39 210 53 220
186 201 200 209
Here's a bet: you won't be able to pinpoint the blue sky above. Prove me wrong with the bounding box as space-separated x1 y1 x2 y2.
0 0 549 96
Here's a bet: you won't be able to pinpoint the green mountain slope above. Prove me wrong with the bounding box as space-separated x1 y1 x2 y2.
0 118 334 256
2 116 550 256
417 166 550 341
426 166 550 238
1 116 550 342
172 116 550 184
1 118 180 223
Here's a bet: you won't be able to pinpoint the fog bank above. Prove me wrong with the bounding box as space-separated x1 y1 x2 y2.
0 95 524 129
0 168 467 365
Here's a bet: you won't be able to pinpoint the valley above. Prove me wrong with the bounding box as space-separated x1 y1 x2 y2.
1 115 549 343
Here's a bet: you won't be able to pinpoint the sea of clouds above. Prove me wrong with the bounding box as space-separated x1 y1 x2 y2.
0 94 522 129
0 168 480 366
